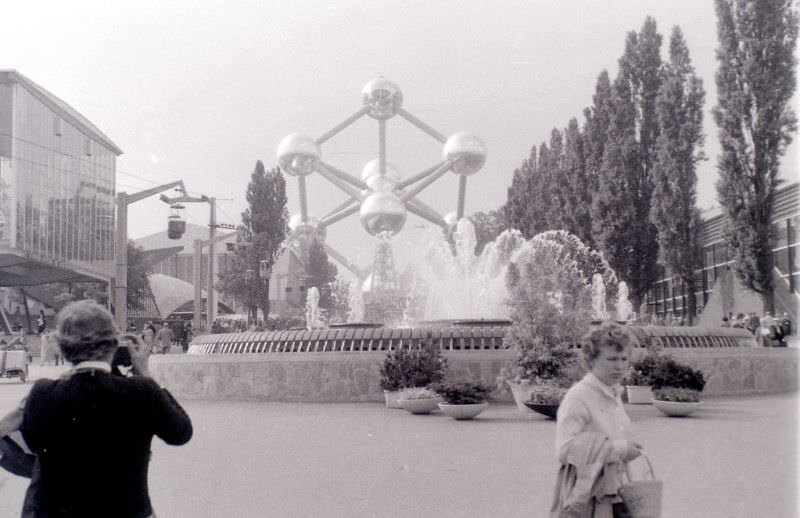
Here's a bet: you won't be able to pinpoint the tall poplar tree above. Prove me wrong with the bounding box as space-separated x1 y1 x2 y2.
713 0 798 313
505 147 536 238
592 72 660 312
650 26 706 324
591 19 664 312
307 238 338 312
562 118 594 248
218 161 288 321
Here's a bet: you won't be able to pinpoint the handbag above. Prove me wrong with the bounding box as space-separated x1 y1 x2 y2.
618 453 663 518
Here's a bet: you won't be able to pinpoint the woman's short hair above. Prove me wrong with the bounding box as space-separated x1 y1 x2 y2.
55 300 119 363
581 321 639 366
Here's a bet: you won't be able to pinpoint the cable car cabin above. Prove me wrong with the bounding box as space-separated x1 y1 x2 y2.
167 204 187 239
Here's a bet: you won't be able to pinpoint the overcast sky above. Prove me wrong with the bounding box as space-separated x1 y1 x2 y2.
4 0 797 272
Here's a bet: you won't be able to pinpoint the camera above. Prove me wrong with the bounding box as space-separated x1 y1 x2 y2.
111 334 138 374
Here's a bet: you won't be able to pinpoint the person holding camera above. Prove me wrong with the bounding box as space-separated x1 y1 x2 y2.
16 300 193 518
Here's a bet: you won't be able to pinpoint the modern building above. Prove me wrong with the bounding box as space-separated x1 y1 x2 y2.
645 181 799 324
135 223 309 317
0 70 121 288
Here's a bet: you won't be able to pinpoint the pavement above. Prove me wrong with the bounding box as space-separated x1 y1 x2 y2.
0 365 797 518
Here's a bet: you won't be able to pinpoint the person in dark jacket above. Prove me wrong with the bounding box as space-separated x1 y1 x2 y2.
19 299 193 518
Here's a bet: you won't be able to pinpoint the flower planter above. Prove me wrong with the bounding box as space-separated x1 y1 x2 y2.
524 402 559 419
399 398 441 415
508 380 536 412
652 399 702 417
384 390 404 409
438 402 489 420
625 385 654 405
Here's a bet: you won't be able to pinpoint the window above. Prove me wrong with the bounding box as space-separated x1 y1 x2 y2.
53 117 63 136
285 287 292 292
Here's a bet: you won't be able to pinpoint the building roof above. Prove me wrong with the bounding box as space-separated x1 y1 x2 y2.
698 180 799 245
134 223 238 254
141 246 184 269
0 70 123 155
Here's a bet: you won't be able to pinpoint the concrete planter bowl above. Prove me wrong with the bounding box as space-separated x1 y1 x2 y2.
399 398 441 415
625 385 654 405
384 390 404 409
652 399 703 417
438 402 489 420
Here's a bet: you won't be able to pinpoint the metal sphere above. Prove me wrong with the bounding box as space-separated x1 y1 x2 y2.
443 132 487 176
359 192 407 236
361 158 400 183
362 78 403 120
277 133 320 177
366 175 397 193
288 214 325 243
444 212 458 227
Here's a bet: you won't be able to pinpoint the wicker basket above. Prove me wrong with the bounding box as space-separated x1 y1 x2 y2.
618 454 663 518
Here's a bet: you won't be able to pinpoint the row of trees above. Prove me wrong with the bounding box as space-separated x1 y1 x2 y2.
506 18 703 316
502 1 796 317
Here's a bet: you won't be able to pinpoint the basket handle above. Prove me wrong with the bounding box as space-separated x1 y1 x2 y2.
625 451 656 481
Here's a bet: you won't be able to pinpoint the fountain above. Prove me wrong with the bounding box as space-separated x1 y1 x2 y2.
411 219 524 321
149 79 773 403
591 273 610 321
305 287 324 330
616 281 633 322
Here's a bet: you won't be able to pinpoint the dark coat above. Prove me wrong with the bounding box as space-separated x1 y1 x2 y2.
21 371 192 518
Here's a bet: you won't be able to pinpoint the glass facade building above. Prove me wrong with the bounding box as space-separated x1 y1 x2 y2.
645 181 800 319
0 70 121 285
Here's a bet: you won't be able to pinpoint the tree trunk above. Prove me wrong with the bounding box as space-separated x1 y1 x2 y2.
762 290 775 317
685 280 696 326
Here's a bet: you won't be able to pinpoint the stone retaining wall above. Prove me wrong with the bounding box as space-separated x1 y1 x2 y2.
150 348 798 402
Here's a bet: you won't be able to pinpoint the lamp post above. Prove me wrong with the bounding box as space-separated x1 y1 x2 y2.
115 180 187 329
190 228 238 331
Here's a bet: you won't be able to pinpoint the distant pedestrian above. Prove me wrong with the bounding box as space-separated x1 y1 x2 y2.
721 316 731 327
36 310 46 335
156 322 174 354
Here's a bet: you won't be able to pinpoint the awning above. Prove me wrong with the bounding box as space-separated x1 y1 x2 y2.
0 253 107 286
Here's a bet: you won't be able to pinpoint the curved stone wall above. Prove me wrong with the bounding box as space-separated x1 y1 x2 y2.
150 347 797 402
186 324 756 355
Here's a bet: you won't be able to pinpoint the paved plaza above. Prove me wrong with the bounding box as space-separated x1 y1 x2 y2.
0 366 797 518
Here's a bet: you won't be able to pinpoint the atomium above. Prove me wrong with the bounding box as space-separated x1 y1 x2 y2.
277 78 486 292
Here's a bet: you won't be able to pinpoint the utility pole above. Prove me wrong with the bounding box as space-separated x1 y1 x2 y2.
208 197 217 325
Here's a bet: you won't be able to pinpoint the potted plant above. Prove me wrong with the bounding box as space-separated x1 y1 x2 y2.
498 233 596 412
433 381 492 420
397 387 441 415
523 385 567 419
379 341 447 408
650 357 706 417
621 349 667 405
496 340 582 412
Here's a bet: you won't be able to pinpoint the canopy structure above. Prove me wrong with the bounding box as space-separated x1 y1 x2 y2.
145 273 233 320
0 253 107 286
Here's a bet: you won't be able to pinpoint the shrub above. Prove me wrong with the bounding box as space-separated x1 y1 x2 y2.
499 232 600 392
653 387 701 403
399 387 439 400
649 357 705 392
433 381 491 405
622 351 670 386
379 341 447 391
527 385 567 405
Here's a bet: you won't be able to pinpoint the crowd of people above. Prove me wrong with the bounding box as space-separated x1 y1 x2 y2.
720 311 793 346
